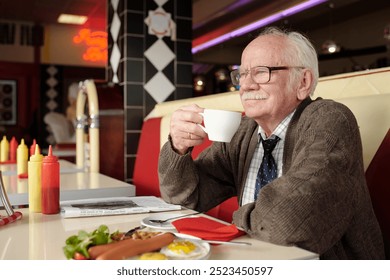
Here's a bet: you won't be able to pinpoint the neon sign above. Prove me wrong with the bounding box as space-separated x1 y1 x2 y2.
73 29 107 62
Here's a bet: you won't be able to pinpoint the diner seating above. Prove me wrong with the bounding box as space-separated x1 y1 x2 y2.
133 67 390 251
43 112 75 144
133 117 161 197
75 79 100 173
365 129 390 258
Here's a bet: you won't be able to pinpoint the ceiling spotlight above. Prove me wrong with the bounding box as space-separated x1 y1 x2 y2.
194 76 205 92
321 40 340 54
215 69 228 81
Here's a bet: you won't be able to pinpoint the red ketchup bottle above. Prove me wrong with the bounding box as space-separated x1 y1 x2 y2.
30 139 36 157
41 145 60 214
10 137 18 162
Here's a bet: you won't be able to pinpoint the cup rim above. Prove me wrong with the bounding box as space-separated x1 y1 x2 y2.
204 109 241 114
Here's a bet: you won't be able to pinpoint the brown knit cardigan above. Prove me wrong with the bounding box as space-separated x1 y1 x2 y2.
158 97 385 259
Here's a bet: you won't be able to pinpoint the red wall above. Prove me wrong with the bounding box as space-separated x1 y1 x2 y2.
0 61 40 143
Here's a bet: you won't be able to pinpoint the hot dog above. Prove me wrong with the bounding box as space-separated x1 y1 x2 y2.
88 238 135 259
92 232 175 260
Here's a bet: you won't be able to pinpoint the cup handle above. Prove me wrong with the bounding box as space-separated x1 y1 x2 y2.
197 123 207 133
198 113 207 133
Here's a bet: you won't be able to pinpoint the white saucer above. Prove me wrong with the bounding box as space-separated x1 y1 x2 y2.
141 213 186 230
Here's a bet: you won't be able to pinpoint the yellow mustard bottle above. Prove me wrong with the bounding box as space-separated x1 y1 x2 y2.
28 144 44 212
0 136 9 162
17 138 29 176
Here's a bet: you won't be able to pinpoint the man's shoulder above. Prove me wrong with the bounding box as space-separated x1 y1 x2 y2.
305 97 354 117
298 97 358 131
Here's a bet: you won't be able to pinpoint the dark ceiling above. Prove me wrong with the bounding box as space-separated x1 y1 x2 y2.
1 0 390 66
0 0 107 30
192 0 390 65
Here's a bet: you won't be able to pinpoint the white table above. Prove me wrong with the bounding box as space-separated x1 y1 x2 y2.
0 160 135 207
0 208 319 260
0 159 82 176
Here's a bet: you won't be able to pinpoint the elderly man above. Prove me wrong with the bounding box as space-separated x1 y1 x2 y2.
158 27 384 259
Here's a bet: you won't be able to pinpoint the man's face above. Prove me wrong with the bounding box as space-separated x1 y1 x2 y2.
238 35 303 132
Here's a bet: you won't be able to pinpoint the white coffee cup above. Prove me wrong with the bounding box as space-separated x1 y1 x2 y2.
199 109 242 142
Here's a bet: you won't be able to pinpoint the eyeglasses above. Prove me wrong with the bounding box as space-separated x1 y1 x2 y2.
230 66 304 85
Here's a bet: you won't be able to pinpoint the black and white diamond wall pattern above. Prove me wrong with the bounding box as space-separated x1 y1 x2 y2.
144 0 176 105
110 0 121 83
46 66 59 111
45 65 59 144
144 39 175 103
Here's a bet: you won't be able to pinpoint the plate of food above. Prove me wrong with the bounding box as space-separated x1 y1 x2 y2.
63 225 210 260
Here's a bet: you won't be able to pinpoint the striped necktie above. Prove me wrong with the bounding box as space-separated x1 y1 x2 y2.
254 136 280 200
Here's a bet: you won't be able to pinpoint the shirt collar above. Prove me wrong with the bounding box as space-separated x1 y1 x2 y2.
257 110 296 142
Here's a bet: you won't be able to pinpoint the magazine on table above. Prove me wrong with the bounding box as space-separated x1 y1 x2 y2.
60 196 182 218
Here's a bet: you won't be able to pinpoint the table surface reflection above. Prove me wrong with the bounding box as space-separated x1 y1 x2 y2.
0 160 135 207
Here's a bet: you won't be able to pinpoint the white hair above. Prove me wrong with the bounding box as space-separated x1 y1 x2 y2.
68 82 79 100
258 27 319 95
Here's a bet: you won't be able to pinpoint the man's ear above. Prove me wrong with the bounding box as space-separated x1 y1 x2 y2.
297 69 313 100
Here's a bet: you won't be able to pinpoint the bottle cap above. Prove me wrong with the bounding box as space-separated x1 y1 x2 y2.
43 145 58 163
10 137 17 145
30 139 36 156
30 144 43 162
18 139 28 149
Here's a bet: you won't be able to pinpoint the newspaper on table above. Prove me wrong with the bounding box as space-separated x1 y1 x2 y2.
60 196 182 218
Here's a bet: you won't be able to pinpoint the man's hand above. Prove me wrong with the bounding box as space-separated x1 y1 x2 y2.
169 104 207 155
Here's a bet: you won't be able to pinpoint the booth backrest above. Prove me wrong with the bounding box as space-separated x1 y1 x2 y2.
133 67 390 230
151 67 390 171
133 117 161 197
365 129 390 258
336 94 390 171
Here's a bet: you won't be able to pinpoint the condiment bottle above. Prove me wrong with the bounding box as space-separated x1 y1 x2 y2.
30 139 36 157
17 139 29 176
9 137 18 162
41 145 60 214
0 136 9 162
28 144 43 212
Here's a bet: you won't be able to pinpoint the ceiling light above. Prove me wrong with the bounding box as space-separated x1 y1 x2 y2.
194 75 205 92
321 40 340 54
58 14 88 25
192 0 328 54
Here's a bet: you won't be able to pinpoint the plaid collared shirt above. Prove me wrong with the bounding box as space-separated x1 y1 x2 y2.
241 111 295 205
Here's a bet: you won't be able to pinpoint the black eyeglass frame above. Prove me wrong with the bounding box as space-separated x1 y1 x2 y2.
230 66 305 85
